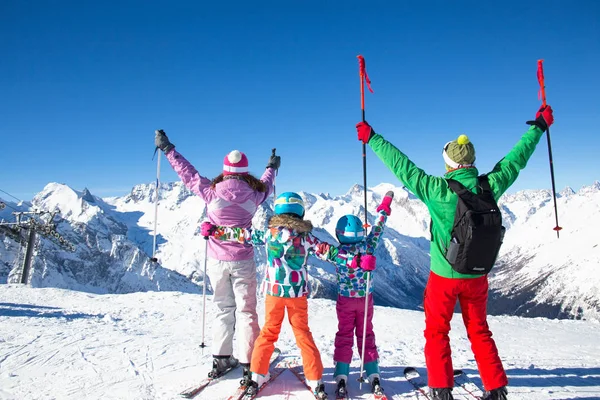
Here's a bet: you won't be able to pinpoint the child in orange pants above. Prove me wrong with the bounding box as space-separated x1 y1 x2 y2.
247 191 331 399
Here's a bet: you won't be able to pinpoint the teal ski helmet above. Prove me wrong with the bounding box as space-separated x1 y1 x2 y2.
335 214 365 244
274 192 305 218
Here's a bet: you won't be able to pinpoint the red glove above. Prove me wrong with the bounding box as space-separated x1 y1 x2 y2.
527 105 553 131
537 105 554 127
316 242 330 256
356 122 374 144
360 254 377 271
200 221 216 238
376 191 394 216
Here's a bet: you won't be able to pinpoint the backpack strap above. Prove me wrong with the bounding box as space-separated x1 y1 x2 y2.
446 179 473 198
477 174 492 193
448 176 494 199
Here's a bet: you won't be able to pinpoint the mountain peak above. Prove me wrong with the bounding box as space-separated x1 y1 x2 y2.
346 184 364 196
560 186 575 197
579 180 600 194
81 188 96 203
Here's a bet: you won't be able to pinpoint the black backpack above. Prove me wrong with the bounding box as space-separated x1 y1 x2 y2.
444 175 505 275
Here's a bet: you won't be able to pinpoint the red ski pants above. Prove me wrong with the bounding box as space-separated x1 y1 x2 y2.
424 272 508 391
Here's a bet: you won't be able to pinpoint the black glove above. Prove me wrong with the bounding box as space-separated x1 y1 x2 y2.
267 150 281 170
154 129 175 153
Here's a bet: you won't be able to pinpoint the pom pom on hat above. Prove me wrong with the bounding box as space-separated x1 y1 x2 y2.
443 134 476 169
223 150 249 175
457 134 470 145
227 150 243 164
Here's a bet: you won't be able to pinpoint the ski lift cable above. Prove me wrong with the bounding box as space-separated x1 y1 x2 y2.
0 188 32 206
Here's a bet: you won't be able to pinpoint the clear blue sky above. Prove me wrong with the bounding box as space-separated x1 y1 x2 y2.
1 1 598 201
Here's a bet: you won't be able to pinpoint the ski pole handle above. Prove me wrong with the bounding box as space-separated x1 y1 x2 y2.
537 59 547 107
358 55 366 113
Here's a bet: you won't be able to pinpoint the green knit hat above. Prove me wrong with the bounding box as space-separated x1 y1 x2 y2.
443 134 476 169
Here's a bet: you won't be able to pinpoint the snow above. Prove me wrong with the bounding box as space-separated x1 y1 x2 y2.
1 285 599 400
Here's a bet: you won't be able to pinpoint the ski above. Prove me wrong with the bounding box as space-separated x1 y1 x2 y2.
371 390 388 399
288 365 328 399
227 348 284 400
453 370 485 400
235 367 288 400
179 364 238 398
403 367 431 399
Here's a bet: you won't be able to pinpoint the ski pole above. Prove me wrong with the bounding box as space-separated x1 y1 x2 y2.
357 54 374 389
272 148 277 201
151 148 161 262
357 55 371 234
200 206 209 353
359 269 372 389
536 59 562 238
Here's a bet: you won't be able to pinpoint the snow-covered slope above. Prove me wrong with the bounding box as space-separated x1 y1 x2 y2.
1 179 599 321
0 285 598 400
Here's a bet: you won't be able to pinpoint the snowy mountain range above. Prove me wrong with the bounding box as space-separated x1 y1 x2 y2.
1 179 599 321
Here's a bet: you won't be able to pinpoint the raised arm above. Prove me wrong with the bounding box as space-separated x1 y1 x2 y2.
486 106 553 200
365 191 393 254
155 130 214 202
254 150 280 205
357 122 446 203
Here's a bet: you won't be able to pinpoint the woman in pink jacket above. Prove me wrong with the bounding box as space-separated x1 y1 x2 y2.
154 129 280 383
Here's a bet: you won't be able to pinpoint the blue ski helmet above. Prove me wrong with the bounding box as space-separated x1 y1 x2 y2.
335 215 365 244
274 192 305 218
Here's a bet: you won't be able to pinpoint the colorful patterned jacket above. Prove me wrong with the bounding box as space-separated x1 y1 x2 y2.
323 210 389 298
208 210 389 298
251 215 331 298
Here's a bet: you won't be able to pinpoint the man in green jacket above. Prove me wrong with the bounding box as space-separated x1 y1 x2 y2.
355 105 554 400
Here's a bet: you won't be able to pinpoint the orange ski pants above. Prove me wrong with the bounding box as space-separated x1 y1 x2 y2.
250 294 323 381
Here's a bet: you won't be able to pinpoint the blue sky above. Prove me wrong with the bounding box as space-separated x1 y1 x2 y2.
1 1 599 201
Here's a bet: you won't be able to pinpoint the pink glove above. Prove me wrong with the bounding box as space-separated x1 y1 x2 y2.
200 221 216 238
360 254 377 271
350 254 377 271
350 255 360 270
376 191 394 216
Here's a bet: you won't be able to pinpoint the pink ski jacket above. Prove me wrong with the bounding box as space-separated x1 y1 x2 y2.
166 149 275 261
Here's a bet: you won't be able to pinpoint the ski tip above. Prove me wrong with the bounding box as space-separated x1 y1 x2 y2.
403 366 417 375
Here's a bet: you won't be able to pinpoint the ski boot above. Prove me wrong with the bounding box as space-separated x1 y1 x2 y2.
239 363 251 386
430 387 454 400
371 377 384 395
314 382 328 399
482 386 508 400
208 355 239 378
244 380 259 398
335 378 347 398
